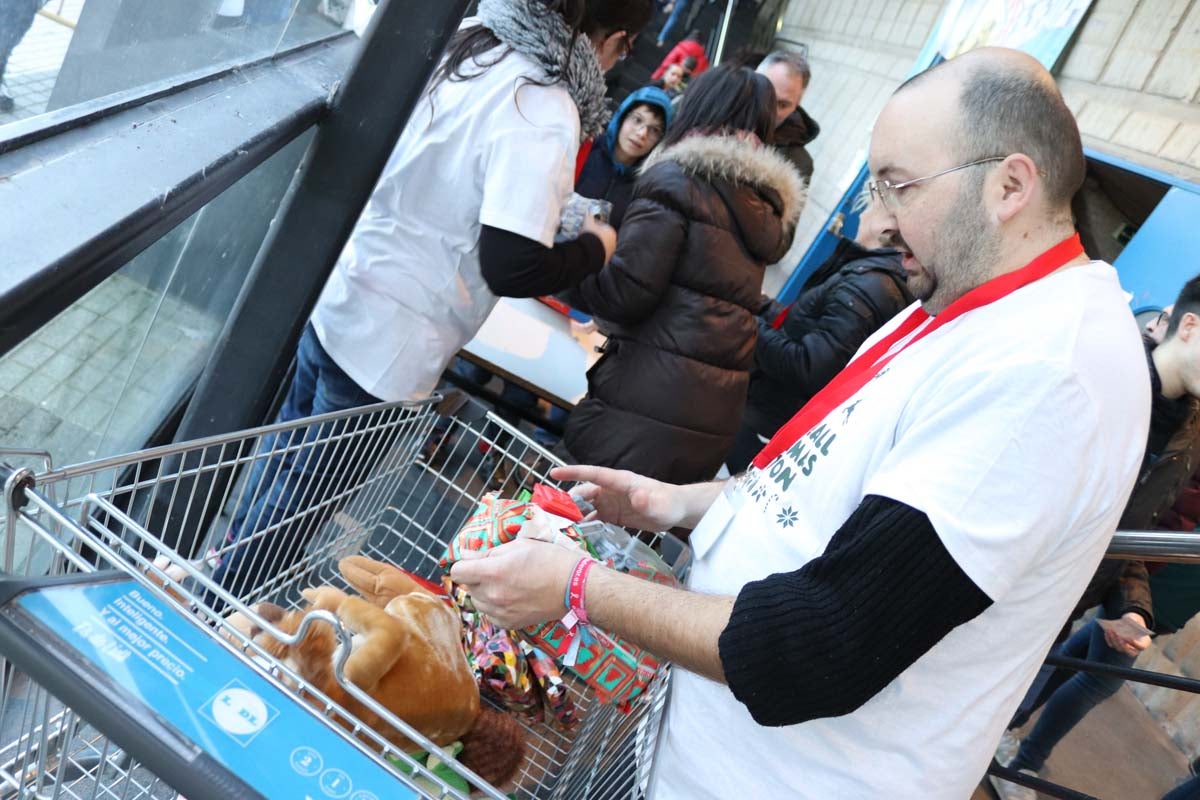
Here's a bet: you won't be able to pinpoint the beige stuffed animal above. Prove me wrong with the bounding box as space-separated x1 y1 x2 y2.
252 556 526 787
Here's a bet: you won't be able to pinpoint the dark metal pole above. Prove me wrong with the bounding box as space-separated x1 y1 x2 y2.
146 0 471 556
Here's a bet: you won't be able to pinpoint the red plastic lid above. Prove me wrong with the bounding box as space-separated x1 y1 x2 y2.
531 483 584 523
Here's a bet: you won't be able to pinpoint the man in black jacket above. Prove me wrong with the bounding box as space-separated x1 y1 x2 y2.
726 199 912 473
756 50 819 183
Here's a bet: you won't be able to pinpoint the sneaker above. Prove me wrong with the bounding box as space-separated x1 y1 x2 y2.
204 547 223 571
994 729 1022 768
989 766 1039 800
0 88 14 113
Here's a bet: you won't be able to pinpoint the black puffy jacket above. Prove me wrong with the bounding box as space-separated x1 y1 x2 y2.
561 134 806 483
742 238 912 439
773 106 820 183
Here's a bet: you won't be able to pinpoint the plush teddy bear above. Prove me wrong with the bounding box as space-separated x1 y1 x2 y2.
249 555 526 789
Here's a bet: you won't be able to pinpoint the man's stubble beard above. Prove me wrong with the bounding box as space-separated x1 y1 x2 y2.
920 177 1002 315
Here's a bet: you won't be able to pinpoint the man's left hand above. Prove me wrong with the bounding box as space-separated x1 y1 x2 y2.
449 538 582 629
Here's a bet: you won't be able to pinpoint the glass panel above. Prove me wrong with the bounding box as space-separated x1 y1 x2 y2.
0 127 314 470
0 0 360 132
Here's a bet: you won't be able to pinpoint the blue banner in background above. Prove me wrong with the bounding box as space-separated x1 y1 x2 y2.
18 578 419 800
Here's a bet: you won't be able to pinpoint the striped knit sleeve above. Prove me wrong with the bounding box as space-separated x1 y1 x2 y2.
717 495 993 727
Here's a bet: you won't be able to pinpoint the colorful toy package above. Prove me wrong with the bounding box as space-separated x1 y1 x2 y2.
445 577 577 729
442 488 679 713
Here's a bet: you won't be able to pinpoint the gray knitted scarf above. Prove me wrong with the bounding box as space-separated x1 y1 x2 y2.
477 0 610 141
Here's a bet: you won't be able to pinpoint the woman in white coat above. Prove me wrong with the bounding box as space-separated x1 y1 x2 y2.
210 0 653 600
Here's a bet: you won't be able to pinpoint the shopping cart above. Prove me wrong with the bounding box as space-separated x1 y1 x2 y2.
0 396 682 800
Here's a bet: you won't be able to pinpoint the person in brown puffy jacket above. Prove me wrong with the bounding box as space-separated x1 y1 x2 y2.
558 66 806 483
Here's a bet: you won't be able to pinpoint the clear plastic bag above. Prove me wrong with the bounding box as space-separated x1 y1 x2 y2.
555 193 613 243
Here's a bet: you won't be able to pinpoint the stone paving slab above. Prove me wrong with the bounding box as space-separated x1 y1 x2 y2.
0 272 220 470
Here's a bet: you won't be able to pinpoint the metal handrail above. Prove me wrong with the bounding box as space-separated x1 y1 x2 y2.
1108 530 1200 562
987 530 1200 798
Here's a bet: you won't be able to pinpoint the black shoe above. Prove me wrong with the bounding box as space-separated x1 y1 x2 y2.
0 92 14 113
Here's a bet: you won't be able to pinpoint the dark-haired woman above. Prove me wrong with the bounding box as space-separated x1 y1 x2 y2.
559 66 806 484
209 0 653 600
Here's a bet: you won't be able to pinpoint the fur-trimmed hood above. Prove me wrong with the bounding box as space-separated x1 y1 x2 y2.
561 138 804 483
640 133 807 228
640 133 806 263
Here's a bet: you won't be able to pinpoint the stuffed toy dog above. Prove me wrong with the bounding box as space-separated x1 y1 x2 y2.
243 556 526 788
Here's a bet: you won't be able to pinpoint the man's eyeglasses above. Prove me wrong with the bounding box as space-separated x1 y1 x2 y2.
868 156 1007 212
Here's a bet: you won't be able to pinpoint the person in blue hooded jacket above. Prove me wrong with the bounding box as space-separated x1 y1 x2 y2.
576 85 673 228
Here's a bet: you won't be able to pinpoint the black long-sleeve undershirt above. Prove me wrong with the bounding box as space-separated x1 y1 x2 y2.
478 225 606 298
718 495 993 727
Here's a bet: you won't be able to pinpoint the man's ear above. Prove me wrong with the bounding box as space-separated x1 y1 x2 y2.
1178 311 1200 342
992 153 1039 224
587 29 625 70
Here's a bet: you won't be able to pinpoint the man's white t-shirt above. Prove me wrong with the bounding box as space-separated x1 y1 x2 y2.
312 25 579 401
650 261 1150 800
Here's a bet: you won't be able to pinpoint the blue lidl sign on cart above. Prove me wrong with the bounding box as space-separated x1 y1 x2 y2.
7 576 418 800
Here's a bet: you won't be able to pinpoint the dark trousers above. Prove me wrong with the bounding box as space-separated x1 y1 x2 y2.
1011 619 1135 772
0 0 39 82
1164 775 1200 800
211 323 381 601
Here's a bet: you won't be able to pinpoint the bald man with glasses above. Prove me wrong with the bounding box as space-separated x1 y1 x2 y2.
451 48 1150 799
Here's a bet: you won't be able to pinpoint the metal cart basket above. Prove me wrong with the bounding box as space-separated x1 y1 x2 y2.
0 396 678 800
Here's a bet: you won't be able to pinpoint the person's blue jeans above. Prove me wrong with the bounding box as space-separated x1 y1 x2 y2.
0 0 40 82
1163 775 1200 800
1011 619 1136 772
211 323 381 602
449 358 559 446
657 0 690 45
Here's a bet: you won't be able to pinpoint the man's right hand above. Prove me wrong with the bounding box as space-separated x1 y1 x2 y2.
1100 613 1153 657
581 215 617 264
550 465 723 531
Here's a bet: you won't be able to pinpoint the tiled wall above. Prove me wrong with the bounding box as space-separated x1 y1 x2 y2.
775 0 1200 280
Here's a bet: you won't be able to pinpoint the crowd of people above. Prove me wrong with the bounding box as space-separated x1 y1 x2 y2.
203 0 1200 796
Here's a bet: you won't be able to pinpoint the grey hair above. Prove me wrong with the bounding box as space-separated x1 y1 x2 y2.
757 50 811 87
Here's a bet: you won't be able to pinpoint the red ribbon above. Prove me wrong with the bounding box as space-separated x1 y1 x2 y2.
751 234 1086 470
770 303 791 330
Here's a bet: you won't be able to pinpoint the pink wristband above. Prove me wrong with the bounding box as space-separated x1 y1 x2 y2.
566 558 595 626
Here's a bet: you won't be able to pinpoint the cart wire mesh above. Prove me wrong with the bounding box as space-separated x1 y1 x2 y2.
0 396 677 800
